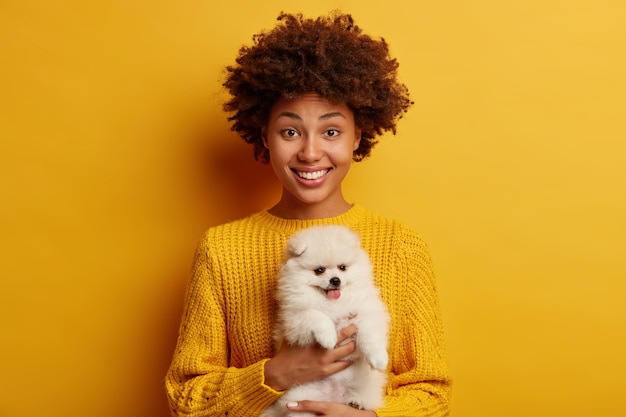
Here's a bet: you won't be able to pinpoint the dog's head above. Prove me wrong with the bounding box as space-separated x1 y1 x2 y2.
280 225 371 301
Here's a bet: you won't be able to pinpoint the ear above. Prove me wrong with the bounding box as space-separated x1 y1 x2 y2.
341 227 361 248
286 237 307 257
261 127 269 149
353 128 362 151
347 229 361 248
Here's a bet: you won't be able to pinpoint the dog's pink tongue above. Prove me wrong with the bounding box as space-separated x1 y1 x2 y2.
327 289 341 300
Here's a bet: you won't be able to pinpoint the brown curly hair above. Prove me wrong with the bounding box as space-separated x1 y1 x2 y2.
223 11 412 162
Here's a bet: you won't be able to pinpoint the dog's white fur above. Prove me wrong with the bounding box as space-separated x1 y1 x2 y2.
261 225 390 417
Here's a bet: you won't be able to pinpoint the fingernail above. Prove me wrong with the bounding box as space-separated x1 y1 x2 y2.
286 402 299 409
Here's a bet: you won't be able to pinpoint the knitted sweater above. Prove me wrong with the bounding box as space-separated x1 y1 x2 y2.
166 205 451 416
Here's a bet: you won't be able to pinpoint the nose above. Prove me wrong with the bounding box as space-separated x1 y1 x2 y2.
329 277 341 287
298 136 323 162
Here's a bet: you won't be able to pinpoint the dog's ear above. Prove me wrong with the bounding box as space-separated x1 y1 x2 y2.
345 229 361 248
286 237 307 257
334 226 361 249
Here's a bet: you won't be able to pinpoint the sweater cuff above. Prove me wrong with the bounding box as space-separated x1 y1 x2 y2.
232 359 283 413
259 358 285 394
373 392 450 417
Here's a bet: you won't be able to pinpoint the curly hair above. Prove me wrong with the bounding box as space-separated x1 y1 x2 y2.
223 11 412 162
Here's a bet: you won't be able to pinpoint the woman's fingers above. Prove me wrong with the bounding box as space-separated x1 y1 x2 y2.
286 400 376 417
265 324 358 390
337 324 357 344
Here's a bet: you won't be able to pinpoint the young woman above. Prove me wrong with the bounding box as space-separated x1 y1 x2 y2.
166 12 451 417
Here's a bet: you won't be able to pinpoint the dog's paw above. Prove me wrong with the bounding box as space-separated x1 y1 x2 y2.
346 401 363 410
314 328 338 349
366 350 389 371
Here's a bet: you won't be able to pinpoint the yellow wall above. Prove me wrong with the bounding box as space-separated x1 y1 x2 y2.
1 1 624 416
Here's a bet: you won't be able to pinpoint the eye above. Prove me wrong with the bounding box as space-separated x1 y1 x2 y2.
281 128 299 138
314 267 326 275
325 129 340 137
338 264 347 271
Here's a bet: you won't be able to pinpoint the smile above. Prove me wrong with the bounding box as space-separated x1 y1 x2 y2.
294 169 331 180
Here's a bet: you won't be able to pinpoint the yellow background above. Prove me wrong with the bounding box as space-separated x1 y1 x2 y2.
1 1 624 416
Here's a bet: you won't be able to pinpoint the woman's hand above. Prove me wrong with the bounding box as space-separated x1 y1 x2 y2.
286 400 377 417
264 324 357 391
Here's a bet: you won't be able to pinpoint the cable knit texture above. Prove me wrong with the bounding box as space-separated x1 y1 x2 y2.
166 205 451 416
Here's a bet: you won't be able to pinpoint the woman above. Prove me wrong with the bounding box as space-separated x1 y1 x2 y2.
166 12 451 417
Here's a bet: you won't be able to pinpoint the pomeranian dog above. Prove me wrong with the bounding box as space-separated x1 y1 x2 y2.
261 225 390 417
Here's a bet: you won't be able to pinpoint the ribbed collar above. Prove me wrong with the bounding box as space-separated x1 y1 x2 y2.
252 204 368 235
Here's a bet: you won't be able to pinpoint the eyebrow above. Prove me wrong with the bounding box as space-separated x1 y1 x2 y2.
274 111 346 121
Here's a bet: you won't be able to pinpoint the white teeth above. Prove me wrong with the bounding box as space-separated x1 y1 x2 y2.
296 170 328 180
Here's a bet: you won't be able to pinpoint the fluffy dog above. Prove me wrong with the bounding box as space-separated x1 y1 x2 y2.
261 225 390 417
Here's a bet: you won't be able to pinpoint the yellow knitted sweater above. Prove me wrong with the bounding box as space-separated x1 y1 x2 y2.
166 205 451 416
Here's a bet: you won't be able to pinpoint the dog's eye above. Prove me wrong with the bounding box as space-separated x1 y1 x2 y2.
313 267 326 275
338 264 347 271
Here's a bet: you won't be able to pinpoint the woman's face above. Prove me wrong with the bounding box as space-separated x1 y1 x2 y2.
262 93 361 217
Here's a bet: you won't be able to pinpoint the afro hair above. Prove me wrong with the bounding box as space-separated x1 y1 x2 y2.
223 11 412 162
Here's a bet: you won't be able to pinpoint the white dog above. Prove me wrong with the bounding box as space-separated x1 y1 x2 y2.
261 225 390 417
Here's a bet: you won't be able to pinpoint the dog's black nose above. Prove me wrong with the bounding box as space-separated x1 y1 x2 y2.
329 277 341 287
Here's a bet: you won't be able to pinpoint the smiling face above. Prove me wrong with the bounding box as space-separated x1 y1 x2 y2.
262 93 361 219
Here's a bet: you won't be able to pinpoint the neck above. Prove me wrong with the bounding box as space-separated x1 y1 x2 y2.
269 191 352 220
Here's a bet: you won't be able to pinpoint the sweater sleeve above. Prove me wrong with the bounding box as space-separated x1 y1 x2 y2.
376 226 452 416
165 234 282 417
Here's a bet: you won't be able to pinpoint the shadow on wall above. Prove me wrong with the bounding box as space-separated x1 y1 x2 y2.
207 138 280 222
152 122 279 416
144 264 192 417
192 123 280 225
